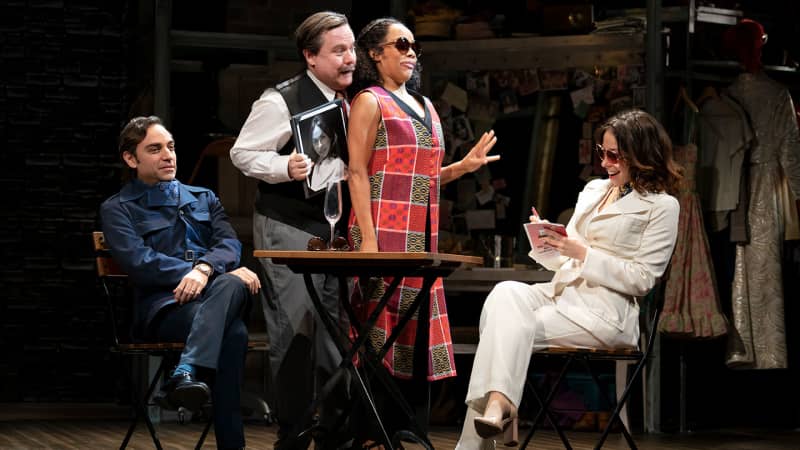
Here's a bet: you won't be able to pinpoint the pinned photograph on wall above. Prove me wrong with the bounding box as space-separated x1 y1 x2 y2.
440 82 469 112
498 89 519 114
451 115 475 149
570 85 594 109
492 70 519 90
573 70 593 88
290 99 348 197
475 185 495 206
518 68 540 96
538 69 568 91
466 71 491 99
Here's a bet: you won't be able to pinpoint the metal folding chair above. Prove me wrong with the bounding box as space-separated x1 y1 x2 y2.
521 276 667 450
94 231 269 449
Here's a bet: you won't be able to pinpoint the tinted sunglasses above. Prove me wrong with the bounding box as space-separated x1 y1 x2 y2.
595 144 623 164
379 37 422 57
307 236 351 252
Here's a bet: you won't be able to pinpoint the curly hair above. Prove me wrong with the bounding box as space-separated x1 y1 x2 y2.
348 17 422 97
594 109 683 196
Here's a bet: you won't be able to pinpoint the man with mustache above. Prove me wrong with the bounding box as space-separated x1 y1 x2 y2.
230 11 355 449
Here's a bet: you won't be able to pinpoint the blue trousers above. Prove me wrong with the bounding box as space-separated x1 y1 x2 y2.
151 273 250 449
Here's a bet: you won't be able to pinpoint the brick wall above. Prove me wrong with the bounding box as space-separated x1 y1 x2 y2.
0 1 131 402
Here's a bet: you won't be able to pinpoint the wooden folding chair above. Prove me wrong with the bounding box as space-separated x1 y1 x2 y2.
93 231 269 449
521 277 667 450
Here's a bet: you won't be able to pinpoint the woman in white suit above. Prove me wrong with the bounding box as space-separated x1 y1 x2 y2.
456 109 683 449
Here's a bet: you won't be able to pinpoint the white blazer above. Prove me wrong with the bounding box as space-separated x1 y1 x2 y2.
529 179 679 347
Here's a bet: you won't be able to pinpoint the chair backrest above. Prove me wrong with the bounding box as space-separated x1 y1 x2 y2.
93 231 125 277
94 231 129 348
639 263 670 360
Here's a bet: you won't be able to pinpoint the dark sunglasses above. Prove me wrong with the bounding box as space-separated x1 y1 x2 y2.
379 37 422 57
595 144 623 164
307 236 351 252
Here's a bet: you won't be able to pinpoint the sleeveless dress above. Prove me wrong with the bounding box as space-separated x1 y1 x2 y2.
348 85 456 381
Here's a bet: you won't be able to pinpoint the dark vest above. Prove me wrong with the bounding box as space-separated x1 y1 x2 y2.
254 72 348 239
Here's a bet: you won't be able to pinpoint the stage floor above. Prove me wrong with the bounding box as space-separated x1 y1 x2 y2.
1 419 799 449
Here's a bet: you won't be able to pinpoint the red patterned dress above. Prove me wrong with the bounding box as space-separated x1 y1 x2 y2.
347 85 456 381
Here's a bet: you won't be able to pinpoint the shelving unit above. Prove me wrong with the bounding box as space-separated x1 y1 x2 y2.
422 33 645 71
153 0 300 125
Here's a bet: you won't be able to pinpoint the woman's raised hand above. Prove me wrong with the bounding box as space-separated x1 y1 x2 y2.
460 130 499 173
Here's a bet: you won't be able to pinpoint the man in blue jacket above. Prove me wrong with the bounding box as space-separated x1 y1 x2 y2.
100 115 260 450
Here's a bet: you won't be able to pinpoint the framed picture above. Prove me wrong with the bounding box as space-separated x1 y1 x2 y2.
290 99 348 197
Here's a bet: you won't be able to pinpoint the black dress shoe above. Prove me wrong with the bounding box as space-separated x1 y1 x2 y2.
153 372 210 412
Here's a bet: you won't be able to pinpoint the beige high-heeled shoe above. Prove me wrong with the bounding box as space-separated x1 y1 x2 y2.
455 407 496 450
474 400 519 447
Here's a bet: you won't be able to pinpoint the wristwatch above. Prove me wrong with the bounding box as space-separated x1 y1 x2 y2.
194 262 213 277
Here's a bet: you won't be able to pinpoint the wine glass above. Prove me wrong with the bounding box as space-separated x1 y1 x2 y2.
323 179 342 249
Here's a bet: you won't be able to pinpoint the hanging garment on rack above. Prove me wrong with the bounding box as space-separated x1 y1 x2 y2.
661 143 728 339
726 71 800 369
696 94 753 232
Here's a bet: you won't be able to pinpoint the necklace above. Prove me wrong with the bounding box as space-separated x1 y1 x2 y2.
618 182 634 200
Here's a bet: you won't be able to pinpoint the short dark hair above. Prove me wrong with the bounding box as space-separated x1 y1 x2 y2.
349 17 422 97
118 115 163 180
295 11 349 60
119 115 162 158
595 109 683 196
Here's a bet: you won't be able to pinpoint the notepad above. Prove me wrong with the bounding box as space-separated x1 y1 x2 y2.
524 221 567 254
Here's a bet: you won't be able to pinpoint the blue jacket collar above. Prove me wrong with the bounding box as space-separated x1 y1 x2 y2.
119 179 200 209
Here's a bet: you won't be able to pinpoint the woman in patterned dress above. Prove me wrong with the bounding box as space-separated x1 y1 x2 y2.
346 16 499 437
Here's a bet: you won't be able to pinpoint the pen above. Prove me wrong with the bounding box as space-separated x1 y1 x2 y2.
531 206 539 218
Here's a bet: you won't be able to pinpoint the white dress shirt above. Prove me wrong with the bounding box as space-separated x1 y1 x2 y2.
230 70 337 184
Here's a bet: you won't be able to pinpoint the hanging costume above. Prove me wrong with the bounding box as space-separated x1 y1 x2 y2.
725 71 800 368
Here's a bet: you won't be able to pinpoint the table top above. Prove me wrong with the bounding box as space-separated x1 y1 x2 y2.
253 250 483 276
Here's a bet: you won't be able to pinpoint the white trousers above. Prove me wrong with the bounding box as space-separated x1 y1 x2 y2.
456 280 615 449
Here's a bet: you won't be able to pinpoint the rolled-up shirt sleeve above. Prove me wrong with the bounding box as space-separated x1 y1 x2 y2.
230 88 294 184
